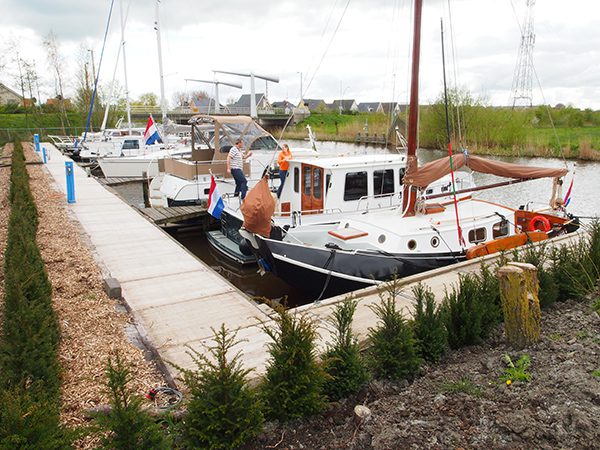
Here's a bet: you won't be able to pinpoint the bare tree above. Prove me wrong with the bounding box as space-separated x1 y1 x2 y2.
43 31 70 133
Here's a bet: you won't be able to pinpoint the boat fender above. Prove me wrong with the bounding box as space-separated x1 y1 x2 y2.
238 238 253 256
257 258 272 272
528 215 551 232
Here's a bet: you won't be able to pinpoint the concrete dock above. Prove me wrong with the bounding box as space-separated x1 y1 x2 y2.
39 142 586 383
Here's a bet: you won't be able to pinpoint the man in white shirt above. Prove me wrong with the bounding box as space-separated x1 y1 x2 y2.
226 139 253 200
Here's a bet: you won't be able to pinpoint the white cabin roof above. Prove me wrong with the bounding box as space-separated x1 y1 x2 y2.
287 153 406 170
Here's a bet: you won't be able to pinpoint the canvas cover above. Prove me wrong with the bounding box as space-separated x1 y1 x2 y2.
241 176 276 238
404 154 568 188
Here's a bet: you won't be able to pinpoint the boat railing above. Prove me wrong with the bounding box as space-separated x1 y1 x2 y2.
356 192 399 211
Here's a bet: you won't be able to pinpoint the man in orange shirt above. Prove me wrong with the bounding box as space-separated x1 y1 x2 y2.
276 143 292 198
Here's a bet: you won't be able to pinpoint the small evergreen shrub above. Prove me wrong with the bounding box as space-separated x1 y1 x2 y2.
367 279 421 380
180 325 263 450
322 298 369 401
442 273 484 349
260 307 326 421
550 240 597 301
518 244 559 308
94 354 171 450
477 263 503 338
412 283 447 362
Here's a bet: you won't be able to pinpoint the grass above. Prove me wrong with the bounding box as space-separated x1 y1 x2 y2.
592 370 600 378
592 297 600 315
440 378 484 397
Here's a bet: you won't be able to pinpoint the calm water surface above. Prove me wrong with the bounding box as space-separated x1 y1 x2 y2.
113 140 600 306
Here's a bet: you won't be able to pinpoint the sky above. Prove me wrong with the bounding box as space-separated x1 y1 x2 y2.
0 0 599 109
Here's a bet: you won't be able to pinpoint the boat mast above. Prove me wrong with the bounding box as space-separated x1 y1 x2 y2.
155 0 167 122
120 0 132 133
402 0 423 216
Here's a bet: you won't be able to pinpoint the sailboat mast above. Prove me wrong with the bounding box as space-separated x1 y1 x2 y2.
155 0 167 122
402 0 423 216
120 0 132 133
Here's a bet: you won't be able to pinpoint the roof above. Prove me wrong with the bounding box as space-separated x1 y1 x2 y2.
272 100 294 108
358 102 381 112
331 99 357 111
192 97 222 109
380 102 409 114
303 99 326 110
234 93 266 108
287 153 406 170
0 82 23 99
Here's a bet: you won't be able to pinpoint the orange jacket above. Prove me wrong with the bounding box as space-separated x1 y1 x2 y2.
277 148 292 171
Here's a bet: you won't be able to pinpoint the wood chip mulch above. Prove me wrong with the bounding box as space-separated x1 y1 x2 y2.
0 143 13 320
21 143 166 448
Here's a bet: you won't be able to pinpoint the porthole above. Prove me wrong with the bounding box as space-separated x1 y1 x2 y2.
407 239 417 250
431 236 440 248
378 234 386 244
344 223 350 228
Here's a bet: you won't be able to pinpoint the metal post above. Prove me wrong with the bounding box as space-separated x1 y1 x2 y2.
65 161 76 203
42 146 47 164
34 133 40 152
250 73 257 118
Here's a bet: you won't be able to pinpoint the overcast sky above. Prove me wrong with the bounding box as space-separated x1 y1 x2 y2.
1 0 598 109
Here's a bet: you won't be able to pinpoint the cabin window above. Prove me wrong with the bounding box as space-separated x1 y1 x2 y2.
493 220 509 238
425 188 433 195
431 236 440 248
468 227 487 244
441 184 450 192
314 168 323 199
399 168 406 185
303 166 312 195
407 239 417 250
344 171 368 201
373 169 395 195
293 167 300 193
325 174 331 195
122 140 139 150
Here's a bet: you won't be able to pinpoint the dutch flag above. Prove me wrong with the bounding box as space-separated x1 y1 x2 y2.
143 115 163 145
207 175 225 219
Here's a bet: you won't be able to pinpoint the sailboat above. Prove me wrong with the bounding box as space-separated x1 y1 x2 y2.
239 0 580 299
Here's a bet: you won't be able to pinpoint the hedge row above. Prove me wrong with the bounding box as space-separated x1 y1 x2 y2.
0 141 68 448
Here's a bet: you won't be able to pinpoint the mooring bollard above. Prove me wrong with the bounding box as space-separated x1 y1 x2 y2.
34 133 40 152
497 262 541 348
42 146 47 164
65 161 76 204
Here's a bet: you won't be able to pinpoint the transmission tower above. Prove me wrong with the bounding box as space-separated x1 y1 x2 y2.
511 0 536 108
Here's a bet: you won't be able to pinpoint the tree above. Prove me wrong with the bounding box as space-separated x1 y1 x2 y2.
43 31 70 132
135 92 158 106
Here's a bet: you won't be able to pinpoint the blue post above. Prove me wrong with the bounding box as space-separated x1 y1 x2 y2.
65 161 76 204
42 146 47 164
34 133 40 152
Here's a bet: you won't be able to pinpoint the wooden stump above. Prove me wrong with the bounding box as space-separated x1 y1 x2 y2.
497 262 541 348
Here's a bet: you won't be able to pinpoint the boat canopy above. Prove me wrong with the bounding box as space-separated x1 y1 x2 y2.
404 153 568 189
188 115 279 162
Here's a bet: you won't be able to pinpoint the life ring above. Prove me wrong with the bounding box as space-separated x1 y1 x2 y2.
528 215 551 232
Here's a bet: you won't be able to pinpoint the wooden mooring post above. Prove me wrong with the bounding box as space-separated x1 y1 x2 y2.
497 262 541 348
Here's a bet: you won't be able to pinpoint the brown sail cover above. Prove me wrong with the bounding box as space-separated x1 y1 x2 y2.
241 176 276 238
404 154 568 188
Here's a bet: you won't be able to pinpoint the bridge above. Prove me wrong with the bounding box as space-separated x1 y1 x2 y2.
129 105 310 128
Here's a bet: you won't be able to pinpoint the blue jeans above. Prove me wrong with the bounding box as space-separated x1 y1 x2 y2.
231 168 248 200
277 170 288 198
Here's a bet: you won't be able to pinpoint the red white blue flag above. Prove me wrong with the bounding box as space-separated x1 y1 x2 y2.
143 115 162 145
207 175 225 219
563 178 574 207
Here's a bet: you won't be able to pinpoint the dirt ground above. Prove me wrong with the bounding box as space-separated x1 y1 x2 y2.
244 297 600 450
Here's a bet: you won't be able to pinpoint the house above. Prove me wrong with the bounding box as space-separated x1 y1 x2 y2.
0 82 29 106
330 99 359 113
46 97 72 109
233 93 271 110
302 99 328 113
358 102 383 113
380 102 408 115
272 100 295 114
191 96 222 113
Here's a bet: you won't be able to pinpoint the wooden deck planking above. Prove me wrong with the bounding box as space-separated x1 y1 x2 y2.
135 206 207 225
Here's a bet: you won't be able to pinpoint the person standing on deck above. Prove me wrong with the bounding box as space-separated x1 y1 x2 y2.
276 143 292 198
227 139 253 200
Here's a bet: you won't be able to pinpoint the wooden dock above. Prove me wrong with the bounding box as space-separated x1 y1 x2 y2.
98 177 145 186
136 206 208 225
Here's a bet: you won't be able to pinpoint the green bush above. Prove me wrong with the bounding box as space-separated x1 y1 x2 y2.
180 325 263 450
412 283 447 362
442 274 485 349
517 244 559 308
94 355 170 450
260 307 326 421
367 279 421 381
550 238 598 301
322 298 369 401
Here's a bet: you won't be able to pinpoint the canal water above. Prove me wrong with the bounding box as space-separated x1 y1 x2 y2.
113 140 600 307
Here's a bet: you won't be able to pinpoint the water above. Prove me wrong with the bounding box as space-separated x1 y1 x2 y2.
112 140 600 306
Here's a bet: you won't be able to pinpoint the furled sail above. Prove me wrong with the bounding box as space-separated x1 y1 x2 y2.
241 176 275 237
404 153 568 189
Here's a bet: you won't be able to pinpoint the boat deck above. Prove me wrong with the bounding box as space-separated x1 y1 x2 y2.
39 141 587 383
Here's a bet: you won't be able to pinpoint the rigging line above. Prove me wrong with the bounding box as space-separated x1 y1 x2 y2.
446 0 463 146
431 225 461 263
303 0 352 97
316 249 337 302
83 0 116 144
